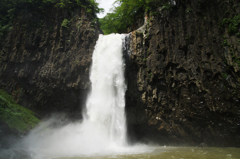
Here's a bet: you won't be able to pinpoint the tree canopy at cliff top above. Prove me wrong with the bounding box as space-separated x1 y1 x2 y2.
99 0 173 34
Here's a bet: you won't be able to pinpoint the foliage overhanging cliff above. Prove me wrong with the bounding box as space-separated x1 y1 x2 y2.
99 0 175 34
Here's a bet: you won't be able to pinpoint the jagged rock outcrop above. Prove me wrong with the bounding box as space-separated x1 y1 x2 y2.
0 5 101 118
126 0 240 147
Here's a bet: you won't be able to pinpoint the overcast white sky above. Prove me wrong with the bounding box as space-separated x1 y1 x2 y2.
96 0 119 18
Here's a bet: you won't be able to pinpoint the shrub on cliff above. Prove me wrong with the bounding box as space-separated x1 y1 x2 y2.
221 15 240 35
0 89 40 133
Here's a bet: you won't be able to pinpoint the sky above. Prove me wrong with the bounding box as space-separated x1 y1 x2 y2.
96 0 119 18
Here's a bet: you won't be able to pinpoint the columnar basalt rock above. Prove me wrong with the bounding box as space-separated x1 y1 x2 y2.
0 6 102 118
126 0 240 147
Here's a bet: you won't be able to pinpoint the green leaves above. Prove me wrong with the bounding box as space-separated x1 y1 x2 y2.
61 19 70 28
99 0 173 34
161 3 173 11
221 15 240 35
222 39 230 46
0 89 40 133
100 0 146 34
87 0 104 14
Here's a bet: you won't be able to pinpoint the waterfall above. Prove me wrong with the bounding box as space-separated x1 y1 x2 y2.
85 33 127 146
16 34 130 158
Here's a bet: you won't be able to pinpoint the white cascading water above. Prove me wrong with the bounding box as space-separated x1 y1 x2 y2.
85 33 127 147
14 34 133 158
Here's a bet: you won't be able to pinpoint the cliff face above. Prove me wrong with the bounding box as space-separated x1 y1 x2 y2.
0 5 101 118
126 0 240 146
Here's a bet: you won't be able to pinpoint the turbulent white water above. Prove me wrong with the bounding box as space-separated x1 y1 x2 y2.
85 34 127 146
10 34 134 158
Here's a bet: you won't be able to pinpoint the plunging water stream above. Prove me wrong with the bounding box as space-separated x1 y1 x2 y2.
85 33 127 147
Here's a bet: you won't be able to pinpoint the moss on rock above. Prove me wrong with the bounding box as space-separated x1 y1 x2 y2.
0 89 39 133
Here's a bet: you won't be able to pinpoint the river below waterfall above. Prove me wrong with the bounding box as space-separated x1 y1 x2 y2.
1 146 240 159
55 147 240 159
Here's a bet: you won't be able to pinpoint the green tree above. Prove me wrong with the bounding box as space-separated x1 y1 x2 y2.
99 0 172 34
100 0 145 34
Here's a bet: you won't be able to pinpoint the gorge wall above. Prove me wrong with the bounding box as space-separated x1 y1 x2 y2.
0 3 101 119
126 0 240 147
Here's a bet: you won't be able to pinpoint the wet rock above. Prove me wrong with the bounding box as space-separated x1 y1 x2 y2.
0 6 101 118
126 0 240 147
